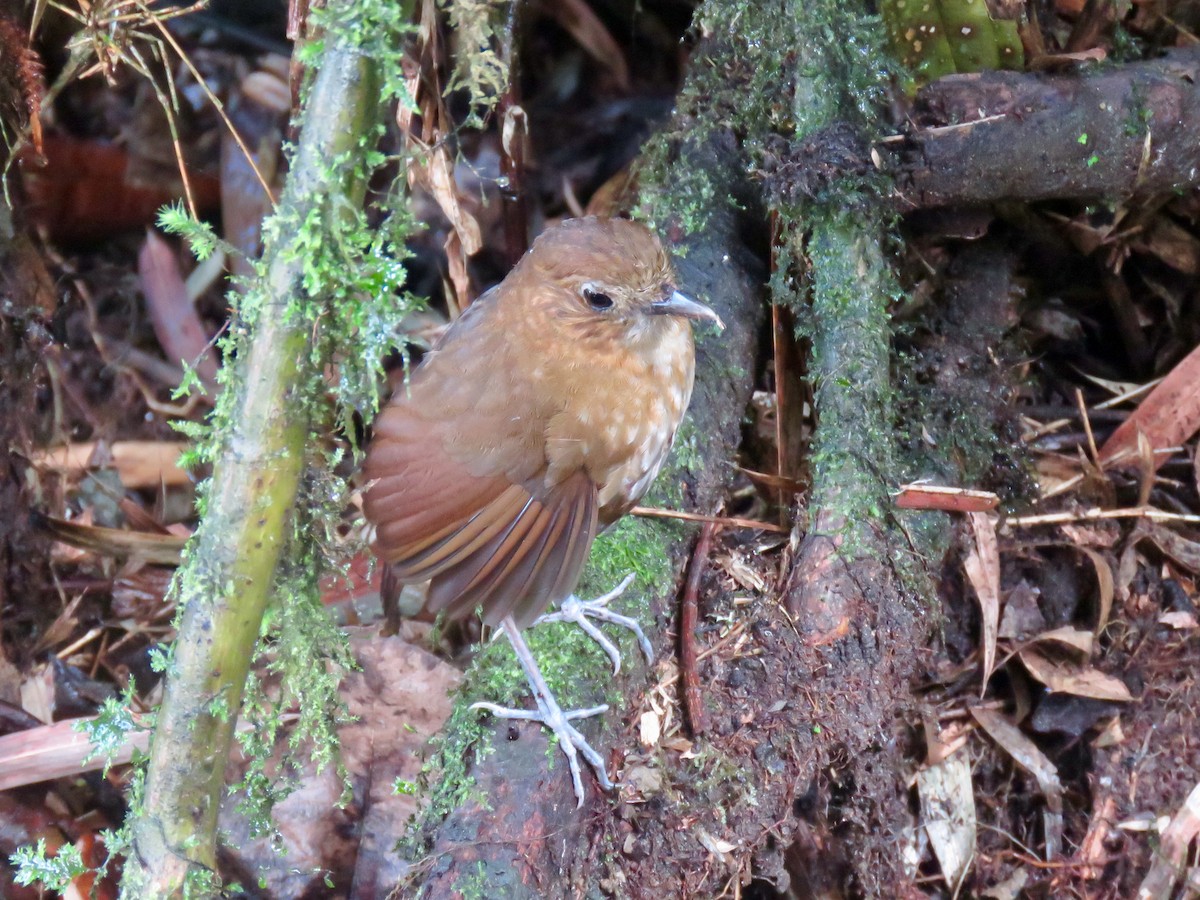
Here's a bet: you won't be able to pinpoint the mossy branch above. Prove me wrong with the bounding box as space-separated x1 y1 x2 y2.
121 10 389 897
780 0 897 561
804 207 894 541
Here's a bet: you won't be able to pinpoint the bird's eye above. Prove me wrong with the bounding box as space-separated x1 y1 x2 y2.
582 285 614 311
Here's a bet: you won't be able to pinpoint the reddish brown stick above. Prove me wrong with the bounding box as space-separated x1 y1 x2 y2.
680 522 717 737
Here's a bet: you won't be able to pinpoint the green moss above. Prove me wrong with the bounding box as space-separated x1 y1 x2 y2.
405 510 684 860
10 841 86 892
438 0 509 126
452 861 494 900
395 699 492 857
773 207 898 557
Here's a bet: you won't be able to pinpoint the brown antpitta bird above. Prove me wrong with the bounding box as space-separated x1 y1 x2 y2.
363 216 721 803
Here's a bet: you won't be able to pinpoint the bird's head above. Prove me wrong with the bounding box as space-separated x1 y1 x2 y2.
517 217 724 341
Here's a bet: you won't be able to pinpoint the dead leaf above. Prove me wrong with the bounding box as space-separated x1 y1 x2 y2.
1117 529 1144 603
1078 547 1115 635
696 827 738 862
714 552 768 593
999 582 1046 639
965 512 1000 695
627 765 663 796
917 748 976 891
0 716 151 790
1159 610 1198 630
40 516 185 566
32 440 191 489
1134 216 1200 275
1136 523 1200 574
1032 626 1095 655
1093 716 1125 748
138 230 219 391
1136 780 1200 900
971 706 1064 858
1135 430 1155 508
413 138 482 313
982 868 1030 900
1099 341 1200 472
1019 647 1133 702
639 710 661 747
924 719 971 765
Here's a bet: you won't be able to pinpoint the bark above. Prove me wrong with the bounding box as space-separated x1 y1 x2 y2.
122 10 387 896
411 131 768 899
0 200 56 673
889 46 1200 207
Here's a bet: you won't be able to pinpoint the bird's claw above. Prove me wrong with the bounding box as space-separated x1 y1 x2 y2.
470 699 614 804
536 573 654 675
474 617 619 806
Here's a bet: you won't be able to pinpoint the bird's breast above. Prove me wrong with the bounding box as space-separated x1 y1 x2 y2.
542 320 696 522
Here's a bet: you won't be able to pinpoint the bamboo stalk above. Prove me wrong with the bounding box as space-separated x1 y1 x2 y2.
122 9 386 894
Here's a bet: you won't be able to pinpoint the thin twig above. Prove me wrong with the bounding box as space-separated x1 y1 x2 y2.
650 621 746 692
140 2 277 204
1008 506 1200 527
1075 387 1099 465
631 506 788 533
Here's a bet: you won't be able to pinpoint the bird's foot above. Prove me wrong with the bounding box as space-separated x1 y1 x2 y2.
535 573 654 675
472 617 615 806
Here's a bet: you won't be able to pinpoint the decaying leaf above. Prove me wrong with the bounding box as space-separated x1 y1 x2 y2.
1159 610 1198 630
1099 341 1200 472
965 512 1001 695
696 827 739 863
971 706 1064 858
1136 523 1200 574
1019 646 1133 702
32 440 191 489
1031 625 1095 655
1078 547 1115 635
639 709 661 747
138 230 220 391
1136 780 1200 900
916 747 976 891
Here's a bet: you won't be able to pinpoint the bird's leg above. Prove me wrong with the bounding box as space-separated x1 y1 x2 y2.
534 573 654 675
470 616 614 807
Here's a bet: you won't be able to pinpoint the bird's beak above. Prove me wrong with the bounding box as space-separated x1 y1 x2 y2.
650 291 725 331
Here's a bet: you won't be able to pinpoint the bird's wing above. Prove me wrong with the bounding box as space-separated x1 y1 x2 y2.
365 407 598 628
363 298 599 629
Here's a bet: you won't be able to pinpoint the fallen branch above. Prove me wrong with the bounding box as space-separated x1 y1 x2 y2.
888 47 1200 207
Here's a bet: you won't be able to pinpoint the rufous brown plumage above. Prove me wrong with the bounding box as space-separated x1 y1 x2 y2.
363 217 720 630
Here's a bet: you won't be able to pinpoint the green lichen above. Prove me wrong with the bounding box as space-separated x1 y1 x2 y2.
439 0 510 125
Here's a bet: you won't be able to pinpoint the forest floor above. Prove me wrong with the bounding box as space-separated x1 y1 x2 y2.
2 1 1200 898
